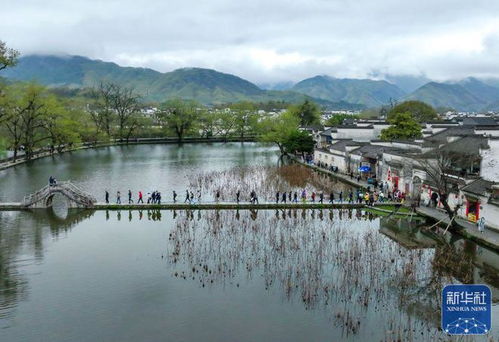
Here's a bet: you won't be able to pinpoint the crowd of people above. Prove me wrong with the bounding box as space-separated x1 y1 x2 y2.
102 187 403 206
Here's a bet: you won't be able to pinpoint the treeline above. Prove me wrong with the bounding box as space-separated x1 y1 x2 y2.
0 40 318 161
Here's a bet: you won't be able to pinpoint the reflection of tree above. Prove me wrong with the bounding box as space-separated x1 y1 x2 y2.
167 209 447 340
0 209 94 326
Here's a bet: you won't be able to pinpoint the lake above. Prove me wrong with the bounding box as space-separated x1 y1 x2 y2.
0 142 498 341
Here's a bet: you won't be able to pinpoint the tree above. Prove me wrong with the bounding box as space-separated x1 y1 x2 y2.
157 99 200 142
288 100 321 126
415 150 472 223
325 114 359 126
282 129 315 157
91 82 141 142
0 40 19 71
380 112 422 141
388 100 438 123
257 110 300 155
229 101 258 139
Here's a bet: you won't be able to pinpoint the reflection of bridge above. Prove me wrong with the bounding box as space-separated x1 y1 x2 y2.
22 181 97 209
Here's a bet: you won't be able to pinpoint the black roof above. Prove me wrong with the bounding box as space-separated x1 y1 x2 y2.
462 117 498 127
461 178 495 197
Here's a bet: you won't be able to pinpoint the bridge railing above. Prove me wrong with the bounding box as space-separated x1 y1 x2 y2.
22 181 96 207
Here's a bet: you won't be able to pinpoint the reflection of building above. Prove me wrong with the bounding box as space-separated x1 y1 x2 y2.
379 218 437 249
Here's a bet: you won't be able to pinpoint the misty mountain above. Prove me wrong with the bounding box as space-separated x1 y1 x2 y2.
291 75 406 108
405 78 499 111
1 55 364 109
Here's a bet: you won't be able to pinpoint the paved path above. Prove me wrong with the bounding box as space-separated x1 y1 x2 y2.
416 206 499 252
0 201 403 211
292 158 370 189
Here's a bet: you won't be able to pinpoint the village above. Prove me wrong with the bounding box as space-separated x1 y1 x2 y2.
310 113 499 231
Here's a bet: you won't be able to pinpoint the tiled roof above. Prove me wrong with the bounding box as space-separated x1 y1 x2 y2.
461 178 495 197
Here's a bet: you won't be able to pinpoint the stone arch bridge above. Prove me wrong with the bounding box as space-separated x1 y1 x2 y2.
22 181 97 209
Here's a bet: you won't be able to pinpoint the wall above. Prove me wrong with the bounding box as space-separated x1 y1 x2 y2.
480 138 499 182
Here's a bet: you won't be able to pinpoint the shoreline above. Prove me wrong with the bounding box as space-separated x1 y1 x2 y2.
0 136 257 171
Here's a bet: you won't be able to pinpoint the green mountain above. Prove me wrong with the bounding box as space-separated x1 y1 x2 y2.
405 79 499 111
291 75 406 107
1 55 363 109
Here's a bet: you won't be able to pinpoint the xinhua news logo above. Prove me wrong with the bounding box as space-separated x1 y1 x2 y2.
442 284 491 335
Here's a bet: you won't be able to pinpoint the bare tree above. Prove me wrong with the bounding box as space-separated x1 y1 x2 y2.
415 148 478 223
91 82 141 142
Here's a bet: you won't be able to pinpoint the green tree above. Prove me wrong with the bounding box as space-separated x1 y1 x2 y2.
388 100 438 123
157 99 200 142
229 101 258 138
282 129 315 157
0 40 19 71
288 100 321 126
325 114 359 126
257 110 300 155
380 112 422 141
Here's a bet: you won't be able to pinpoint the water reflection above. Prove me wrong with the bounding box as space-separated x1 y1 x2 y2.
0 209 498 341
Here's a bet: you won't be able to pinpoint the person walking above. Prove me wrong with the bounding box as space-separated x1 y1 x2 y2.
319 192 324 204
184 190 190 203
157 192 162 204
348 191 353 204
128 190 133 204
329 191 334 203
173 190 177 203
301 189 307 203
105 191 109 204
116 191 121 204
311 192 316 203
197 189 201 203
276 191 280 204
138 191 144 204
288 192 292 202
339 191 343 203
236 190 240 203
477 215 485 233
282 192 287 203
215 190 221 203
293 192 298 203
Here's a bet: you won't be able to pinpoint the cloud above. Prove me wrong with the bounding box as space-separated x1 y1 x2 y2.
2 0 499 83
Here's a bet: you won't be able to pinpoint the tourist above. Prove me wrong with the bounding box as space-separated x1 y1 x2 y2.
348 191 353 204
301 189 307 202
197 189 201 203
105 191 109 204
190 191 194 204
216 190 220 202
173 190 177 203
288 192 292 202
477 215 485 233
339 191 343 203
329 191 334 203
276 191 280 204
128 190 133 204
184 190 190 203
116 191 121 204
311 192 316 203
138 191 143 204
293 192 298 203
319 192 324 204
236 190 240 203
157 192 161 204
430 192 438 208
282 192 287 203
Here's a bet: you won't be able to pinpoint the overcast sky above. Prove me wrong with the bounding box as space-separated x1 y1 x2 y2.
2 0 499 83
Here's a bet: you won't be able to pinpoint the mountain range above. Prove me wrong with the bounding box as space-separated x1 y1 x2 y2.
2 54 499 111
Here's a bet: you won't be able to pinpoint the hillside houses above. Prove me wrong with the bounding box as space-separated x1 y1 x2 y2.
311 116 499 230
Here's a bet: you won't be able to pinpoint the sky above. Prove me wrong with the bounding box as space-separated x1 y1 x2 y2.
1 0 499 84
